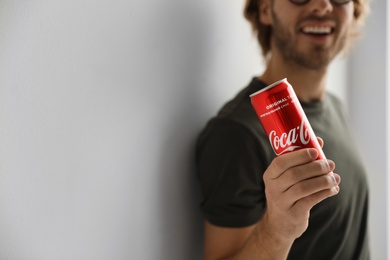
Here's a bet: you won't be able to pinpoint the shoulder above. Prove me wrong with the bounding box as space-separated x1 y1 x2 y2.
213 78 267 138
324 91 350 120
196 78 275 171
325 91 344 108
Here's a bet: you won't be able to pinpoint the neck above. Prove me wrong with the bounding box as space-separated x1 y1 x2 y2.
259 51 329 103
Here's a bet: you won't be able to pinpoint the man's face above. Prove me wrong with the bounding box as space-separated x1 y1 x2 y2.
265 0 354 69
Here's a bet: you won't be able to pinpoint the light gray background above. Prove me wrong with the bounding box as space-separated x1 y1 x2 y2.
0 1 387 259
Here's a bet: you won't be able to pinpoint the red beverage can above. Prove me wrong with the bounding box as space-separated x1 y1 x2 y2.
250 78 326 159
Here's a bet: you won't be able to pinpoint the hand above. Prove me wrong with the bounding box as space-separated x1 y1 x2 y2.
261 146 340 241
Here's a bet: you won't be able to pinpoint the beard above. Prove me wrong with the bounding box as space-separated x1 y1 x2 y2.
271 8 349 70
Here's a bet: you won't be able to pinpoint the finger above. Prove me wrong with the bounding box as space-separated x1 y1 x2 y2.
292 184 340 214
267 148 318 179
317 137 324 148
277 159 335 191
286 173 341 205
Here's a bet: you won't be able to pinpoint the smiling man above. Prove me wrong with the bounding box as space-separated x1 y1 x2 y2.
196 0 370 259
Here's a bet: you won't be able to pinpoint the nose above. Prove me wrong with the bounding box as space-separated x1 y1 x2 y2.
308 0 333 16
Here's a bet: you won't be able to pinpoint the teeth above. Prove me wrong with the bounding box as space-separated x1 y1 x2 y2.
302 26 332 34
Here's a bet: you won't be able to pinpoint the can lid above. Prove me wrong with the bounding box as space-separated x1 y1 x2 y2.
249 78 287 97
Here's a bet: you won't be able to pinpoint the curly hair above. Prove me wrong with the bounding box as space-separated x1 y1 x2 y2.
243 0 370 58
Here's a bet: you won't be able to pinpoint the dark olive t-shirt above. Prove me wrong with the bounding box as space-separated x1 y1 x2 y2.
196 78 370 260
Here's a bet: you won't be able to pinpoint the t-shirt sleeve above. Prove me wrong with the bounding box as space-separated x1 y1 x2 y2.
196 118 267 227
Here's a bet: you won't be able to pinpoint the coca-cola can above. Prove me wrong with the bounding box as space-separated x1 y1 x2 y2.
250 78 326 159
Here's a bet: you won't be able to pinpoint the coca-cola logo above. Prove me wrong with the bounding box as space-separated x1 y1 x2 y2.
269 119 313 156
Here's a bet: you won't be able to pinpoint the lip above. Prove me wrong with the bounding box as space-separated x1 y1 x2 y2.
299 22 336 42
300 21 336 29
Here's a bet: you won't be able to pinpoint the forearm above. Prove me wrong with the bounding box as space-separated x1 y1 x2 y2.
221 215 294 260
204 149 340 260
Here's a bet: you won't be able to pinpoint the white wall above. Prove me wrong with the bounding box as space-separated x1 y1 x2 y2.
388 0 390 257
0 1 261 259
0 0 385 259
347 0 388 259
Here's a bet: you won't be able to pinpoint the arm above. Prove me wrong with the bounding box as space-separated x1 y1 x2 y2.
203 148 340 260
204 219 293 260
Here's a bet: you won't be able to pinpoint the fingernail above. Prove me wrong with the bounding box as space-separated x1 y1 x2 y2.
334 174 341 184
327 160 335 170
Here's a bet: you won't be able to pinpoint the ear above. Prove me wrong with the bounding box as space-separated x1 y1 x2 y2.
259 0 272 25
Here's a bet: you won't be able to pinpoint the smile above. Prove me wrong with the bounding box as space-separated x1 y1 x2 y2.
301 25 334 35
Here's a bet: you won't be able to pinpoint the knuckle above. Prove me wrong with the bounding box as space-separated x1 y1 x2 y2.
272 157 285 172
314 160 330 173
325 174 337 186
322 160 332 173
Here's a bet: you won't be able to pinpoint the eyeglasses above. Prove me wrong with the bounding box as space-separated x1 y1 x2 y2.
289 0 352 5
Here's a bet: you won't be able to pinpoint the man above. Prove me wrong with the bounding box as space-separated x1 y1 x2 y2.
196 0 370 259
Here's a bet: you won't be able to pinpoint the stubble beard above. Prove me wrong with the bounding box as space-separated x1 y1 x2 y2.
271 9 348 70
